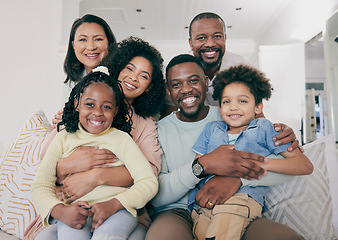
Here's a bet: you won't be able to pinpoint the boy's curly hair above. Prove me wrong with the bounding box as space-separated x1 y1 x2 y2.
101 36 166 118
58 70 133 134
212 64 273 106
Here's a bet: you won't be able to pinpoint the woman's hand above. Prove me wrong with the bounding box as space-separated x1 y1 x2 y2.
56 185 64 201
273 123 303 152
52 109 63 129
62 166 134 203
57 146 118 183
62 169 99 204
90 198 124 231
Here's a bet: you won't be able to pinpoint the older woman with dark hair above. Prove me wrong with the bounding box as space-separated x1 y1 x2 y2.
63 14 117 84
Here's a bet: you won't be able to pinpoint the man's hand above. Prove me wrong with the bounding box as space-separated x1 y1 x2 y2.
199 145 267 180
273 123 303 152
195 176 241 209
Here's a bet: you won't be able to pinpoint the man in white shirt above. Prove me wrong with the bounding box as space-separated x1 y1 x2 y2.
161 12 248 117
188 12 248 106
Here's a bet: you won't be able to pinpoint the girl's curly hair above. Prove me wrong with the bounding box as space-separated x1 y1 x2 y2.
101 36 166 118
212 64 273 106
58 70 133 134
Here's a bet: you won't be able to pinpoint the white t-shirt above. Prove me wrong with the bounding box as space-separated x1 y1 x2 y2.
206 51 248 106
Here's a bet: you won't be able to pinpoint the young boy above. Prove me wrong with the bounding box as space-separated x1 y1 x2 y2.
189 65 313 240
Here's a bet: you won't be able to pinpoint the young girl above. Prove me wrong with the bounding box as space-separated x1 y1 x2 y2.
31 67 158 240
189 64 313 240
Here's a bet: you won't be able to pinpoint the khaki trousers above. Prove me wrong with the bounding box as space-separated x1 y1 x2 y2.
191 193 262 240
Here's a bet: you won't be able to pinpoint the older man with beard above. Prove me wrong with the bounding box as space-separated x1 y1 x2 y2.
160 12 247 118
188 12 248 106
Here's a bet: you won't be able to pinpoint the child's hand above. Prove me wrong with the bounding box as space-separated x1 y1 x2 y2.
53 201 92 229
255 159 269 172
90 198 124 232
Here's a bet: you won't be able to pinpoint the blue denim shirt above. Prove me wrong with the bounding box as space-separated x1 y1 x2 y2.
188 118 291 212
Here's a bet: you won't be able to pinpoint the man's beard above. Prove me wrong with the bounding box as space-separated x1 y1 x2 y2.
178 103 204 120
197 48 224 70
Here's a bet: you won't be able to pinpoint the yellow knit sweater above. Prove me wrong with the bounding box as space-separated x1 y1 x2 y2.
31 125 158 226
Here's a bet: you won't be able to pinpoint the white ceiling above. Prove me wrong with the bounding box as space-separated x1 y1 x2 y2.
79 0 292 42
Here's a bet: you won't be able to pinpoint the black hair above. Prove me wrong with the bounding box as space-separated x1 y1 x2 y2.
165 54 204 79
58 69 132 134
101 36 165 118
63 14 117 84
212 65 273 106
189 12 226 38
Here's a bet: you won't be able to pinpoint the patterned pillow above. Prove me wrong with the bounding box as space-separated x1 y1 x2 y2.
0 110 52 239
263 141 336 240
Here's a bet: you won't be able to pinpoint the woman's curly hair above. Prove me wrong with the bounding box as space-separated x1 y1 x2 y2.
101 36 166 118
58 70 133 134
213 64 273 106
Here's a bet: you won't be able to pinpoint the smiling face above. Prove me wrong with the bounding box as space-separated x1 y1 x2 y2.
219 82 262 134
72 22 109 74
166 62 209 122
118 56 153 104
189 18 226 70
76 82 117 134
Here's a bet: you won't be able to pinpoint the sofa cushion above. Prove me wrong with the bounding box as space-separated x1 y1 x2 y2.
0 110 52 239
263 138 336 239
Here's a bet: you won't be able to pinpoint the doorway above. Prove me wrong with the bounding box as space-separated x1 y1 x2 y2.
303 33 328 144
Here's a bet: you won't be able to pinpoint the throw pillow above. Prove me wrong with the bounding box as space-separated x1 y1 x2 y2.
263 140 336 239
311 134 338 229
0 110 52 239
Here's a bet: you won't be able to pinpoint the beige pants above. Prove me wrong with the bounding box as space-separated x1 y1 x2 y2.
192 193 262 240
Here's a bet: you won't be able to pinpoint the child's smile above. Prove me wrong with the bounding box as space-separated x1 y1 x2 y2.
218 82 262 134
76 82 118 134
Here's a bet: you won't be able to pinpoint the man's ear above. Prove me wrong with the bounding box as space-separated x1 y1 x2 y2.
189 38 193 51
166 86 172 100
255 102 263 115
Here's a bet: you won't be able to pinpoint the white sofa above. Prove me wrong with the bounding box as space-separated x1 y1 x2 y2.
0 110 337 240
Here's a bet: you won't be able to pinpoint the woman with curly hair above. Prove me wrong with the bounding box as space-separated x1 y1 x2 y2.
33 37 166 240
102 36 165 119
32 67 158 240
